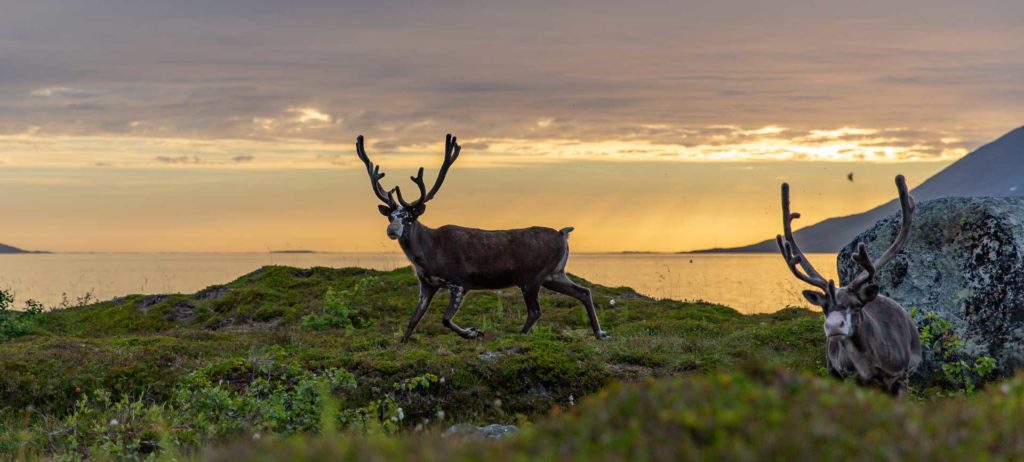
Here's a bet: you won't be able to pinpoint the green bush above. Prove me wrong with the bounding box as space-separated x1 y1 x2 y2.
301 277 376 331
912 308 997 394
7 354 408 459
0 289 44 342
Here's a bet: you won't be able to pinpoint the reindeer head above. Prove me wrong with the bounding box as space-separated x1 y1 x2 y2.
776 176 915 339
355 134 461 240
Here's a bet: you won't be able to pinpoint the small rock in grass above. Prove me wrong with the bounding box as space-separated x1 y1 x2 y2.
443 423 518 440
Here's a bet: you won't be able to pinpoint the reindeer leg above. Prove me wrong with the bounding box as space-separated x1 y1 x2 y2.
443 285 482 339
827 359 845 380
543 274 609 340
520 284 542 334
887 372 909 398
401 281 439 343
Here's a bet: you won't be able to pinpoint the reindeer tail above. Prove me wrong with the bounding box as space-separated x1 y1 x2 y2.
559 227 575 238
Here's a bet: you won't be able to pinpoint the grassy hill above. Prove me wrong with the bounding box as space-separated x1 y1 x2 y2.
1 266 1021 460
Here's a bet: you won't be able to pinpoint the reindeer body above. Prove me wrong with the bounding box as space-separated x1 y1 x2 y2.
355 134 607 342
826 295 922 394
400 223 571 290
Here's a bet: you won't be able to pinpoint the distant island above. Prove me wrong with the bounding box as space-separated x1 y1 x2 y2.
269 250 318 254
0 243 49 254
685 248 751 254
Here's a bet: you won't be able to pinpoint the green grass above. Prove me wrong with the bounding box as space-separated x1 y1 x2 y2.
4 266 1003 460
203 369 1024 462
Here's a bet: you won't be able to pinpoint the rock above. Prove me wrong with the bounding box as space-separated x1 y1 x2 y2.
837 197 1024 375
163 302 197 323
195 285 228 301
137 295 168 310
443 423 518 440
478 351 502 361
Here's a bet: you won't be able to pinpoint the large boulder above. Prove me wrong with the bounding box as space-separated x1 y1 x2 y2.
837 197 1024 376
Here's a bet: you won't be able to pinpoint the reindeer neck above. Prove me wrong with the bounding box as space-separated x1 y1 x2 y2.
397 221 437 267
837 311 880 380
843 310 875 355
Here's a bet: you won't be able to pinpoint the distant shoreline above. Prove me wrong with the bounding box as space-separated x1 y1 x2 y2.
269 250 318 254
685 247 762 254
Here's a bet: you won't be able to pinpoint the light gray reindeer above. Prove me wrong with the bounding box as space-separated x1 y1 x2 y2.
776 175 922 396
356 134 609 343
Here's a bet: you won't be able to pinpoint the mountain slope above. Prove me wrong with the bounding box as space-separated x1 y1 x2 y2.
699 125 1024 253
0 243 28 254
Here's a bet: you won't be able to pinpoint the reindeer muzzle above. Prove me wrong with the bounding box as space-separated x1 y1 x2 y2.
824 311 851 338
387 223 403 240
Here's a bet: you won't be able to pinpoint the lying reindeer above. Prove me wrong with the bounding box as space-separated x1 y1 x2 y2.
355 134 609 342
776 175 922 396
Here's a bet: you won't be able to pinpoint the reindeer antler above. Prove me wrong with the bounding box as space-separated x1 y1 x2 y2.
355 135 397 207
849 175 915 288
776 183 830 292
395 134 461 208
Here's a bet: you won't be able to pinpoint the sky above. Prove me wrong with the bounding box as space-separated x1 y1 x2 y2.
0 0 1021 252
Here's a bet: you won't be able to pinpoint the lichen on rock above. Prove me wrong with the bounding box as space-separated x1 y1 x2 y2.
838 197 1024 378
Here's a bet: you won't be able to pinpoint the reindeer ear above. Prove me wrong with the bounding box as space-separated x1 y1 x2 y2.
857 284 879 303
378 205 393 216
411 203 426 216
802 290 829 308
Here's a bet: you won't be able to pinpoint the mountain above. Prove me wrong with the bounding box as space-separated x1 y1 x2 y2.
697 125 1024 253
0 243 49 254
0 243 28 254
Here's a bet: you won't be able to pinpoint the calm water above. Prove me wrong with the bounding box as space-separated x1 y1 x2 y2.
0 252 838 314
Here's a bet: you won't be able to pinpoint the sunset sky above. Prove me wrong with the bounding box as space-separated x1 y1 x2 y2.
1 0 1021 252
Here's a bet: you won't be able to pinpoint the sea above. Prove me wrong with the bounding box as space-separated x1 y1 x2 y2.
0 252 839 314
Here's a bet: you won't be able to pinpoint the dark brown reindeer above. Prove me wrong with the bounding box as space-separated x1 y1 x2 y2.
356 134 609 342
776 175 922 396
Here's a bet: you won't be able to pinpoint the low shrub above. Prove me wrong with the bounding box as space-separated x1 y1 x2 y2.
0 289 44 341
912 308 998 394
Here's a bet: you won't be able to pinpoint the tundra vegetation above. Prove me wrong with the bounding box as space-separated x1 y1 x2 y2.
0 265 1020 461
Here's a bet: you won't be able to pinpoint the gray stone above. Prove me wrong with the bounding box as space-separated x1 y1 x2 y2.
837 196 1024 375
443 423 518 440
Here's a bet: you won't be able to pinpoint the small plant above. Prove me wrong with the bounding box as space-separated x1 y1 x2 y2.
301 277 376 331
56 290 96 310
912 308 997 394
23 299 45 314
0 289 44 342
393 373 439 393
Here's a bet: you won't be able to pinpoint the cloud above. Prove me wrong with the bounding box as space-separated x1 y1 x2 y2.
0 0 1019 164
155 155 202 164
287 106 333 124
30 87 99 99
231 155 254 163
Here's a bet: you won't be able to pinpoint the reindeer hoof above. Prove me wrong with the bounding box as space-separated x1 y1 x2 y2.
464 327 484 339
596 330 611 340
